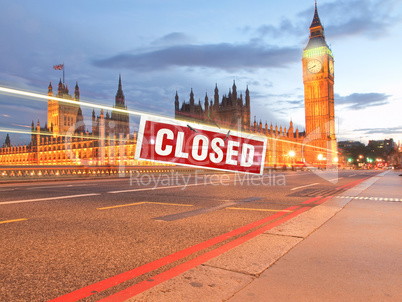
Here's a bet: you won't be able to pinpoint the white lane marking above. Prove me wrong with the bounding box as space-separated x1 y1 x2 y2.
26 185 74 190
108 183 204 194
0 189 15 192
25 184 98 190
0 193 100 205
290 183 319 191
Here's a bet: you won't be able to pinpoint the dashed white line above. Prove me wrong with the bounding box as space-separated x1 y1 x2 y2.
336 196 400 202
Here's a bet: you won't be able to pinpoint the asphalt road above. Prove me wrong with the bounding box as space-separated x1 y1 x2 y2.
0 169 380 301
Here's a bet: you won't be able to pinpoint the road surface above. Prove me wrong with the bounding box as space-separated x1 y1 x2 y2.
0 169 381 301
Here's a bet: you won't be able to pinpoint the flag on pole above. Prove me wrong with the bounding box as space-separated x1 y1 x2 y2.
53 64 64 70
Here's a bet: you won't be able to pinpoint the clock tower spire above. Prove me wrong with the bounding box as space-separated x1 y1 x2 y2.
302 2 337 165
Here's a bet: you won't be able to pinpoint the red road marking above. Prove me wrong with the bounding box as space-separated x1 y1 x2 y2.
99 206 311 302
336 177 369 190
314 196 333 205
302 196 323 204
49 205 300 302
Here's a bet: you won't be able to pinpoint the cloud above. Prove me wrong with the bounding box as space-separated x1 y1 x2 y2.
353 126 402 135
151 32 193 46
92 43 300 72
246 0 400 42
323 0 401 39
335 92 390 110
254 18 304 40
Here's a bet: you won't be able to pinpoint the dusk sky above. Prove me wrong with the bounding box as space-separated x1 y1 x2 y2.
0 0 401 146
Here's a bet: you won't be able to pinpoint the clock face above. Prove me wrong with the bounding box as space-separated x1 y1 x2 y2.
329 60 334 75
307 59 322 74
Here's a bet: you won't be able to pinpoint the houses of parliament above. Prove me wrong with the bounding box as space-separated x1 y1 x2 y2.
0 3 337 168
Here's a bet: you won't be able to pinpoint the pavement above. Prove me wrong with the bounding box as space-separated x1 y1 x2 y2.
127 170 402 302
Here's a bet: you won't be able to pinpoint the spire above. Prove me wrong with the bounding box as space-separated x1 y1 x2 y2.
245 85 250 108
214 84 219 108
232 80 237 100
74 81 80 100
4 133 10 148
175 91 179 111
115 74 125 107
190 88 194 106
58 78 63 96
310 1 322 30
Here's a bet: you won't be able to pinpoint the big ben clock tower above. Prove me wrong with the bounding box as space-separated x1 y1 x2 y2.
302 2 337 165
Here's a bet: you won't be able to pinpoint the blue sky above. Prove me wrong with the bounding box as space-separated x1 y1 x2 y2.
0 0 401 146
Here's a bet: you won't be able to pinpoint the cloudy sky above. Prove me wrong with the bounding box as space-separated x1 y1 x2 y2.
0 0 401 146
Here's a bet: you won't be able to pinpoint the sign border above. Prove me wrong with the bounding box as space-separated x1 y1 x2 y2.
134 115 267 175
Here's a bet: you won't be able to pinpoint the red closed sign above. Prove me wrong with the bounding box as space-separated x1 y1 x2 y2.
135 116 267 174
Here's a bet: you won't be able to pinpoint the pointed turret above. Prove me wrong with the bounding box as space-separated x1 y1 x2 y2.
288 119 293 137
204 92 209 112
214 84 219 108
74 81 80 101
58 78 63 96
4 134 10 148
232 80 237 101
48 82 53 97
245 85 250 108
175 91 180 111
115 74 125 108
310 2 323 30
190 88 195 109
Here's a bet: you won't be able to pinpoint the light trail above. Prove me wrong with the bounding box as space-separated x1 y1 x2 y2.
0 86 338 155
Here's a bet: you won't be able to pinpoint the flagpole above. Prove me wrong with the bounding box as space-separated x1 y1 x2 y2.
63 61 65 85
